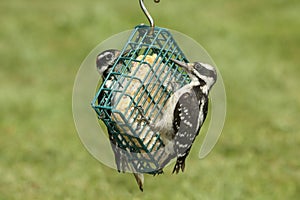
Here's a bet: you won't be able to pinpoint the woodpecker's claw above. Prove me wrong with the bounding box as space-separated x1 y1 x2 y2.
152 168 164 176
134 106 151 125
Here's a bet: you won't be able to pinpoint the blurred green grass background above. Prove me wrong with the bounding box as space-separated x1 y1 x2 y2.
1 0 299 199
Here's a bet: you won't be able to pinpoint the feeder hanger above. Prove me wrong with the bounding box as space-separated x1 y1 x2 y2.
139 0 160 27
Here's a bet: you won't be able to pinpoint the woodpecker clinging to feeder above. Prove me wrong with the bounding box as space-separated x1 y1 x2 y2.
143 58 217 173
96 49 145 191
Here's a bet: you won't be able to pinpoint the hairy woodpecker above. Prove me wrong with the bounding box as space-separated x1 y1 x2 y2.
146 58 217 174
96 49 145 191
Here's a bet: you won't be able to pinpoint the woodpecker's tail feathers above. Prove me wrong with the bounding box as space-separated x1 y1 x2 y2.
172 157 186 174
133 173 144 192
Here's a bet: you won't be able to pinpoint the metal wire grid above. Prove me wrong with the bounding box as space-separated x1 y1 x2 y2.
92 25 191 173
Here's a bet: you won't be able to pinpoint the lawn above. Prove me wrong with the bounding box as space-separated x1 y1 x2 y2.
0 0 299 199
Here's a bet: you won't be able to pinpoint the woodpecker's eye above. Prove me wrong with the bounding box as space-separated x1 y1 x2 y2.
106 53 113 61
194 63 202 71
194 63 213 78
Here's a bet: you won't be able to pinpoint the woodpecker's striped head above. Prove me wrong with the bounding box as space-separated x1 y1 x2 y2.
171 59 217 90
96 49 121 77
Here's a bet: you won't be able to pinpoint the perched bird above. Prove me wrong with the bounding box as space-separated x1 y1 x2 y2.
96 49 128 171
144 58 217 173
96 49 145 191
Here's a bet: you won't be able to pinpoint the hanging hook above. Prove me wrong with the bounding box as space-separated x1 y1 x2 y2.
139 0 160 28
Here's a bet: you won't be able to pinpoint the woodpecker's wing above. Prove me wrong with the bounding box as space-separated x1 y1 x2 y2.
172 90 208 173
173 91 201 156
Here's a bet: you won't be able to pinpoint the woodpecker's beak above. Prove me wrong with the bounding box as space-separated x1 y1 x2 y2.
121 49 132 57
170 58 193 72
115 51 122 58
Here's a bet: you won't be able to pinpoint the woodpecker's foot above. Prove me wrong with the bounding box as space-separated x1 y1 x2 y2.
152 168 164 176
133 106 151 131
134 106 151 125
110 74 123 88
98 112 106 120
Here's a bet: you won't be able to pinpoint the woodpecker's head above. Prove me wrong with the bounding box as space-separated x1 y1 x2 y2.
171 59 217 90
96 49 121 77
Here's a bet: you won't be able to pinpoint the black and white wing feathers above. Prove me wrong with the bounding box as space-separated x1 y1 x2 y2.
172 90 208 173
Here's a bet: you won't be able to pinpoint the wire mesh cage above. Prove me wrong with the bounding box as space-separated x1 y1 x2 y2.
92 25 191 174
